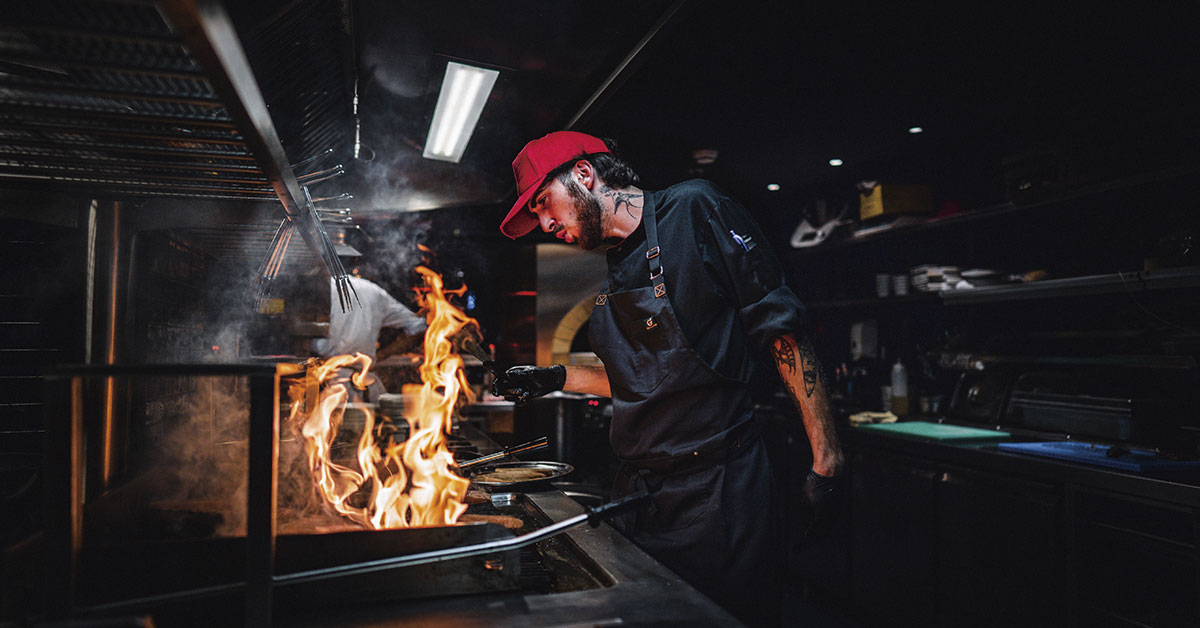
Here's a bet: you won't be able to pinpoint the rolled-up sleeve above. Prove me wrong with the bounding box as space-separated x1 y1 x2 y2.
703 197 808 351
381 294 427 335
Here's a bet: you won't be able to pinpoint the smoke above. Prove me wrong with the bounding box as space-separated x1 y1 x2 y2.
132 374 251 538
357 212 433 297
125 371 369 539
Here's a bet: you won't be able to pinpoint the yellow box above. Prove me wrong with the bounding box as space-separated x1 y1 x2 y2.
257 297 285 314
859 184 932 221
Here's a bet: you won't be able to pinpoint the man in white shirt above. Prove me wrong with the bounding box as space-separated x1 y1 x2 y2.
312 275 427 401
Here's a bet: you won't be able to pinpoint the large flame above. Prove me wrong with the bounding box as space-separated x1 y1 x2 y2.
288 265 475 528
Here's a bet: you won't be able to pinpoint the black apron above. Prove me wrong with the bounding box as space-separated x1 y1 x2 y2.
589 193 780 625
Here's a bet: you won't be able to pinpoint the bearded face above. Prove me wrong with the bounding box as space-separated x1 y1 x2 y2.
566 178 608 250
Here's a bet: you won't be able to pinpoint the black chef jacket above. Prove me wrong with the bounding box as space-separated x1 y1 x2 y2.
604 179 809 387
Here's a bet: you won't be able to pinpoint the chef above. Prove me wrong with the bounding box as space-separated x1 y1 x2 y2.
312 273 426 402
491 131 844 626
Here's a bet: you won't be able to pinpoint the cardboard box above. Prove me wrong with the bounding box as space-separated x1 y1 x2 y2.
859 184 932 221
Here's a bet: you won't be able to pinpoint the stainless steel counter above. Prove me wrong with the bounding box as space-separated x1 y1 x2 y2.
846 423 1200 507
283 427 743 628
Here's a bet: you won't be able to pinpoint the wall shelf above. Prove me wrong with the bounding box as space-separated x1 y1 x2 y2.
806 292 941 312
806 266 1200 310
788 164 1200 259
940 265 1200 305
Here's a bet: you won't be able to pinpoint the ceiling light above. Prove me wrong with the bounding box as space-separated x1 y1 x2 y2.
908 126 924 134
766 183 780 191
692 148 719 165
828 159 844 166
423 62 499 163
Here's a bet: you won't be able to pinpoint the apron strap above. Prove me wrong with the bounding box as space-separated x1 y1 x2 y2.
642 196 667 298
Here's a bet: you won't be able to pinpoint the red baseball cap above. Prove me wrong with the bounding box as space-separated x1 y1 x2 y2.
500 131 610 239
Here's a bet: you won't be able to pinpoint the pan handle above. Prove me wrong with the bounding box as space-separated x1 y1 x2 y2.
586 490 649 528
458 436 549 471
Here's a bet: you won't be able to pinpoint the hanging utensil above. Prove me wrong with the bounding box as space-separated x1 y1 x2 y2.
252 217 294 310
302 185 358 312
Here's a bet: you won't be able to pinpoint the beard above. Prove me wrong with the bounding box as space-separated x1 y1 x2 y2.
567 179 607 250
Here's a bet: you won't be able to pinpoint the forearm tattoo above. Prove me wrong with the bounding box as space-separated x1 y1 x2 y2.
599 185 643 218
773 338 796 375
797 337 821 398
776 335 822 398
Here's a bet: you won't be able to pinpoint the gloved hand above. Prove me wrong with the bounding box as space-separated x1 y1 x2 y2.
795 468 842 550
492 365 566 405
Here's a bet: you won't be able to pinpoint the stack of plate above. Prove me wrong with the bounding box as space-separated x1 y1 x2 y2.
958 268 1010 288
910 265 961 292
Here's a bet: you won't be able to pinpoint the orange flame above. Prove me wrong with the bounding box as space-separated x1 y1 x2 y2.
288 265 474 528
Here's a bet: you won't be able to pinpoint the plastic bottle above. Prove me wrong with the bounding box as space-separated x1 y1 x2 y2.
890 358 909 416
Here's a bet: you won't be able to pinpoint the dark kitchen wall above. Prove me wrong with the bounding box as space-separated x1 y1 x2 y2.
0 201 88 546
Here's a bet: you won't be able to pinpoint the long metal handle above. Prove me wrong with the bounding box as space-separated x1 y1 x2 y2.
275 491 650 587
458 436 549 471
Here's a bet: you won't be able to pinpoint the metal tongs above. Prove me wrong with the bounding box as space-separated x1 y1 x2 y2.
458 436 549 471
459 336 499 378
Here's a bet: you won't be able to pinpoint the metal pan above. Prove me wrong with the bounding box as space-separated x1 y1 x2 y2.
468 461 574 488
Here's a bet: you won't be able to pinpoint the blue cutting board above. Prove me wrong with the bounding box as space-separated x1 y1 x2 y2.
857 421 1010 442
997 441 1200 472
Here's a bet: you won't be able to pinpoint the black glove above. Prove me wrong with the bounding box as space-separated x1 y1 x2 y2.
796 468 842 550
491 365 566 405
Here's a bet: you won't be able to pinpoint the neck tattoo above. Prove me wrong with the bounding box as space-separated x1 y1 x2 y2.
599 185 643 218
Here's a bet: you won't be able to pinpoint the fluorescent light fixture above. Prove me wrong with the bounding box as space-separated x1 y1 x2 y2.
829 158 844 166
766 183 781 191
908 126 924 134
423 61 499 163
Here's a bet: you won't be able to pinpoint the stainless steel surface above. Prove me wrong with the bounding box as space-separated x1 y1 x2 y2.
42 363 291 623
157 0 352 300
1 1 357 286
78 521 522 617
288 487 744 628
38 370 737 627
0 2 271 200
458 435 549 471
468 461 575 488
274 492 646 588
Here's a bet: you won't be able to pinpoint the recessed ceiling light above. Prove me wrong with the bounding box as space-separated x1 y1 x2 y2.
423 61 499 163
766 183 780 191
828 159 844 166
908 126 924 134
692 148 719 165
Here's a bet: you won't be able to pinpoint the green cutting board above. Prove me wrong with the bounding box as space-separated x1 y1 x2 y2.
857 421 1010 442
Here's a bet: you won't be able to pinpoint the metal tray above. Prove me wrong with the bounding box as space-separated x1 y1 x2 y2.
468 461 574 488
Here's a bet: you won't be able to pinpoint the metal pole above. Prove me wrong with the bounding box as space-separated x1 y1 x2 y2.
245 369 281 626
44 376 85 617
